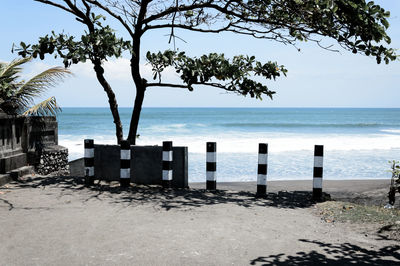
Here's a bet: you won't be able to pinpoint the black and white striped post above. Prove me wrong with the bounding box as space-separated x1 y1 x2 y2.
84 139 94 185
162 141 173 188
120 140 131 187
313 145 324 201
206 142 217 190
256 143 268 197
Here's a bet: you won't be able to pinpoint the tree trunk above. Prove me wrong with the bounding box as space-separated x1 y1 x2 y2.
126 0 150 145
127 42 147 145
127 83 145 144
127 50 145 144
93 62 123 143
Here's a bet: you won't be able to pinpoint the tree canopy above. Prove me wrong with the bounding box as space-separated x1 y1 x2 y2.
16 0 397 143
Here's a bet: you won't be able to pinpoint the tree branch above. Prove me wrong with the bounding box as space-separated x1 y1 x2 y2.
143 1 213 24
34 0 73 14
147 83 189 89
144 22 232 34
86 0 135 37
147 81 236 91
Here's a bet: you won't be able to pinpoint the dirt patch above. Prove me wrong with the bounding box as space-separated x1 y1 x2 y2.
316 201 400 241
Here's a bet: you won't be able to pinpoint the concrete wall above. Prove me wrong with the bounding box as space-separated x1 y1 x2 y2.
94 144 188 188
23 116 58 152
0 116 58 156
0 117 24 157
0 115 63 175
1 117 26 174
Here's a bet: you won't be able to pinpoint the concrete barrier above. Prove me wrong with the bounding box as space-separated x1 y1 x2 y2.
120 140 131 187
313 145 324 201
206 142 217 190
162 141 173 188
93 144 188 188
84 139 94 185
256 143 268 197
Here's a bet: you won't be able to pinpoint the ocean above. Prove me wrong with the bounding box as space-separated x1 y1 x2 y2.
58 108 400 182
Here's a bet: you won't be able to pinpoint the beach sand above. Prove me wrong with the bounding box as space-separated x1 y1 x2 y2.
0 174 399 265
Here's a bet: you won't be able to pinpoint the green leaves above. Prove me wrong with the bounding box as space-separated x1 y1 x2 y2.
15 16 131 68
240 0 397 64
147 50 287 100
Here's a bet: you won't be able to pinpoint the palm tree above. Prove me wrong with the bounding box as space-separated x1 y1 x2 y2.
0 57 71 116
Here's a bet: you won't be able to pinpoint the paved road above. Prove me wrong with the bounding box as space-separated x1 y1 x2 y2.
0 176 399 265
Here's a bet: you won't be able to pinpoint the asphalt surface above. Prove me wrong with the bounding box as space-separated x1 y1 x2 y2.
0 175 399 265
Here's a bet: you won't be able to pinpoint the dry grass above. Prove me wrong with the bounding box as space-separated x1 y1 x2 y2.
316 201 400 240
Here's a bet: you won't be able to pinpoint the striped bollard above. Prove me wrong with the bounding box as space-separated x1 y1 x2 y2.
120 140 131 187
84 139 94 185
256 143 268 197
313 145 324 201
162 141 173 188
206 142 217 190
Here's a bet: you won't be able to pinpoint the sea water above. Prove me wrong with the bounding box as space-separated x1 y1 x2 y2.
58 108 400 182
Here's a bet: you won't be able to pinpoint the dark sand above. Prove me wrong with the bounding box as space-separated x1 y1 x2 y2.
191 179 394 206
69 157 394 206
0 173 399 265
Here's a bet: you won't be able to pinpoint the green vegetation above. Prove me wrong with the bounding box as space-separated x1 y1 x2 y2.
146 51 287 99
16 0 397 143
0 57 71 116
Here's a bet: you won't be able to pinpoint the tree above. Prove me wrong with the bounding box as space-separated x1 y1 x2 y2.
16 0 397 144
0 57 71 116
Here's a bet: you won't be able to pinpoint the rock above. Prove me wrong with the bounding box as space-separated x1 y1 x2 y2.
384 204 394 209
35 145 69 175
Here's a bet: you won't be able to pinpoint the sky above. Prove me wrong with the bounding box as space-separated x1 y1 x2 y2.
1 0 400 108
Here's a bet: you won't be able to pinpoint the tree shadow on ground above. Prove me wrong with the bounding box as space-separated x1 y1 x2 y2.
376 224 400 242
250 239 400 265
4 175 331 210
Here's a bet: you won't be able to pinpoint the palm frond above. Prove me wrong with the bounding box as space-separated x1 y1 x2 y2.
15 67 72 105
23 96 61 116
1 57 71 116
0 57 32 84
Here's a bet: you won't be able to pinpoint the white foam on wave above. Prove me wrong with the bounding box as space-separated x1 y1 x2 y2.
60 133 399 181
135 132 400 153
145 123 189 133
60 131 400 164
188 150 394 182
381 129 400 134
59 134 116 161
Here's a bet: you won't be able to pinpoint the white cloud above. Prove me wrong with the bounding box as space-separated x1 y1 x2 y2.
68 57 181 83
69 61 94 78
103 58 131 81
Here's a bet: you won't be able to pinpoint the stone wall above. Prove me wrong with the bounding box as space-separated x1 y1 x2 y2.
34 145 69 175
